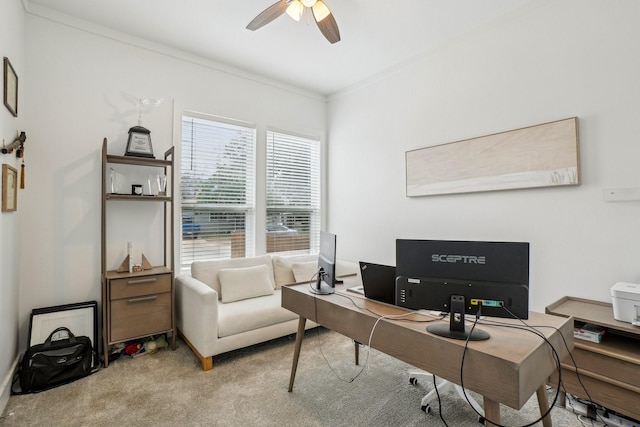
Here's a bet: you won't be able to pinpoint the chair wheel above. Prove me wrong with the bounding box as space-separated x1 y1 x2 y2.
421 404 431 414
409 377 418 385
478 416 485 424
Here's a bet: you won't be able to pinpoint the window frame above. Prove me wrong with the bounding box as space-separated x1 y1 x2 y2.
179 112 257 268
265 128 322 256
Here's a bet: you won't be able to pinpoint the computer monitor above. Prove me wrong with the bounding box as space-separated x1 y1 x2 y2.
311 231 337 295
395 239 530 341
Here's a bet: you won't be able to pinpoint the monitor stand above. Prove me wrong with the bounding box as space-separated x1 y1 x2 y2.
427 295 490 341
310 268 335 295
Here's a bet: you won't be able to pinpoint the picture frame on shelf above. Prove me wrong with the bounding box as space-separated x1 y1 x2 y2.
3 57 18 117
2 164 18 212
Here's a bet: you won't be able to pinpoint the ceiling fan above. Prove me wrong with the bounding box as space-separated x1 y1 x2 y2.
246 0 341 44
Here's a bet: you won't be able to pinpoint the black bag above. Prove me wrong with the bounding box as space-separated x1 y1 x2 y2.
19 326 93 393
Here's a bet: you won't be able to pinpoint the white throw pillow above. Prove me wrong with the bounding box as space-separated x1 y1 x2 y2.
292 261 319 283
218 264 274 303
272 254 317 288
336 260 359 277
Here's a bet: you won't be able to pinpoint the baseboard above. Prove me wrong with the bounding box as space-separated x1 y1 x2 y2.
0 356 19 418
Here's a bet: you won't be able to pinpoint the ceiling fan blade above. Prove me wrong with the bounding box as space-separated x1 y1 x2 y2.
246 0 289 31
313 7 340 44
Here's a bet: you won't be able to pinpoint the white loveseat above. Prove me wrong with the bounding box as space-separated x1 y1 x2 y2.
176 253 357 370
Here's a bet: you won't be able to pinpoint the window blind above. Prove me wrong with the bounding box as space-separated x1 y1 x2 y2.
266 131 320 255
181 115 256 267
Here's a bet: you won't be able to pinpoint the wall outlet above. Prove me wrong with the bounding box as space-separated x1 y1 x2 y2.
603 187 640 201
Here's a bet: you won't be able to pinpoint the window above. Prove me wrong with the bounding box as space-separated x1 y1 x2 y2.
181 115 256 267
266 130 321 255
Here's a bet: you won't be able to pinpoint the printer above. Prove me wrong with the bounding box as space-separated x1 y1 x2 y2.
610 282 640 326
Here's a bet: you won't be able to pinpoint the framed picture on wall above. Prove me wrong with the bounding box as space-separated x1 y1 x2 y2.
3 57 18 117
2 164 18 212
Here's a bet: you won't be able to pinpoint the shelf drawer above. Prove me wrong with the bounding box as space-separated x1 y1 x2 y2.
551 368 640 421
110 292 171 342
570 346 638 387
110 274 171 300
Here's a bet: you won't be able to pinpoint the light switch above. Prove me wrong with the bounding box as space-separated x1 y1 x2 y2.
602 187 640 201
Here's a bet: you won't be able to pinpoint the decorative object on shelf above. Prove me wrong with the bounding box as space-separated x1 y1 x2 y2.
123 96 163 158
109 168 124 194
125 126 154 158
146 175 155 196
131 184 143 195
156 173 167 196
117 242 134 273
128 241 133 273
117 249 153 273
141 253 153 270
2 163 18 212
3 57 18 117
117 255 131 273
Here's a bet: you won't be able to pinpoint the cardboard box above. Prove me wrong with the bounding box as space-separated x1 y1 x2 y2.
574 323 606 343
610 282 640 325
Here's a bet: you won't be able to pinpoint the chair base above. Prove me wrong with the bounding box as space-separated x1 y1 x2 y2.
409 372 485 424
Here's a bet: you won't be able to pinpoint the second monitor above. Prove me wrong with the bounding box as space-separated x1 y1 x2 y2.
310 231 337 295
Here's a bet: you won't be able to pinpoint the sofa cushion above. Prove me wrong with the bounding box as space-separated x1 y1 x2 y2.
191 254 275 299
217 291 298 337
336 260 359 277
272 254 317 289
218 264 274 303
292 261 319 283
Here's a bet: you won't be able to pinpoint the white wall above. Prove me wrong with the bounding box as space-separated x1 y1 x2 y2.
0 0 25 412
327 0 640 312
18 11 326 350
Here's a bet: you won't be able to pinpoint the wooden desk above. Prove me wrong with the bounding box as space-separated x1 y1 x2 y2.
282 277 574 427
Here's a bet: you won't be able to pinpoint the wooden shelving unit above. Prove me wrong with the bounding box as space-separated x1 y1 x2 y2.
546 296 640 421
100 138 176 367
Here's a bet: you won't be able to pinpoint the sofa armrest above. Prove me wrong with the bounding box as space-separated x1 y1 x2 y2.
175 273 219 358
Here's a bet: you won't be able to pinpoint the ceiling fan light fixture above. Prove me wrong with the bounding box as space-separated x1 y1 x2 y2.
286 0 304 21
312 1 331 22
246 0 339 44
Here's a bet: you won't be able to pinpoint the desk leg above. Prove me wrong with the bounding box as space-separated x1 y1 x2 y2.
288 316 307 392
483 397 500 427
354 341 360 365
536 386 552 427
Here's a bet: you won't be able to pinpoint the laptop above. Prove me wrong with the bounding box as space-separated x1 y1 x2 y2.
351 262 397 305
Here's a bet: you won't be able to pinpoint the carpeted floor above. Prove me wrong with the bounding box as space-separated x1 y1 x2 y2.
2 328 585 426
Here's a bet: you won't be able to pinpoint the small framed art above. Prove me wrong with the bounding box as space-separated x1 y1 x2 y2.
2 164 18 212
3 57 18 117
